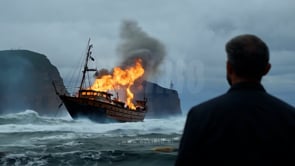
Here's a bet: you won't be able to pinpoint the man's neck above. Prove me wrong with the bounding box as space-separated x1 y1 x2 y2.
231 77 261 86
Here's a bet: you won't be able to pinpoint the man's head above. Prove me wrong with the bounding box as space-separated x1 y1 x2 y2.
225 34 271 85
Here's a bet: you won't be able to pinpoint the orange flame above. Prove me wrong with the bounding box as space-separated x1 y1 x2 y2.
90 59 144 109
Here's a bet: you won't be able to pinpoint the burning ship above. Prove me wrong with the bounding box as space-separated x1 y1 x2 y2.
54 40 148 123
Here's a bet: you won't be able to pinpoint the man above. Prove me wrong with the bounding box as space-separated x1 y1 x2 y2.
175 34 295 164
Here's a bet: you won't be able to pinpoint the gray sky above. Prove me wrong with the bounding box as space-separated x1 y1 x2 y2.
1 0 294 112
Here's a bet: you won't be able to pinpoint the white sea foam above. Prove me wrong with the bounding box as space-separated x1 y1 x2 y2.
0 110 182 165
0 110 186 136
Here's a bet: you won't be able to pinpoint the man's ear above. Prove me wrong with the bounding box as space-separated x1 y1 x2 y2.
226 61 233 75
262 63 271 76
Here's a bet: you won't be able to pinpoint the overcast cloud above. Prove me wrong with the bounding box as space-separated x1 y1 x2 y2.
1 0 294 112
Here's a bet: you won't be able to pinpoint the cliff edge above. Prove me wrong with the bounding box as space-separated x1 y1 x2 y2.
142 81 182 117
0 50 66 115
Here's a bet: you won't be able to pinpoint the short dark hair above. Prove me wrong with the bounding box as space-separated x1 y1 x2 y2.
226 34 269 79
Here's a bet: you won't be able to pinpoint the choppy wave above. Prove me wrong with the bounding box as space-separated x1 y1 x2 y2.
0 110 184 166
0 110 72 125
0 110 185 136
0 149 177 166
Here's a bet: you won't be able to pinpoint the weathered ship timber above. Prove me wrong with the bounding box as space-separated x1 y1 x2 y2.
54 39 147 123
58 90 147 123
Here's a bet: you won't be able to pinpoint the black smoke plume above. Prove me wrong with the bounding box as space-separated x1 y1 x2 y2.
94 68 110 78
117 20 166 78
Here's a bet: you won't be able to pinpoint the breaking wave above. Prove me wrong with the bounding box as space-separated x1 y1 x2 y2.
0 110 185 136
0 110 72 125
0 110 184 166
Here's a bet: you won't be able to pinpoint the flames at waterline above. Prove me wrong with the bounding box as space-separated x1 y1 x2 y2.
89 59 144 109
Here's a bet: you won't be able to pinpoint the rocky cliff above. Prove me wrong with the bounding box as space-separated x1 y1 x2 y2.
0 50 67 115
0 50 182 117
139 81 182 118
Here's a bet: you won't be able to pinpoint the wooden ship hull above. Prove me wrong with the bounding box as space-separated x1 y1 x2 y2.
59 95 147 123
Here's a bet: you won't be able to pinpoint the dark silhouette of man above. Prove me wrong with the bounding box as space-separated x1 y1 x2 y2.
175 34 295 164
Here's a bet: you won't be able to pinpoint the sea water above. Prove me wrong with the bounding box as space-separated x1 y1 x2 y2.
0 110 185 166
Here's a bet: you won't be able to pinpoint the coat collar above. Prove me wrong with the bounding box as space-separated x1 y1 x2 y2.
228 82 266 93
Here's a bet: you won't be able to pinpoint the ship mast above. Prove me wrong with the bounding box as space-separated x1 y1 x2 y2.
79 39 94 92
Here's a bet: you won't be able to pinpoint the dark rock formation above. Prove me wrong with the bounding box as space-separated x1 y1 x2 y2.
135 81 182 118
0 50 67 115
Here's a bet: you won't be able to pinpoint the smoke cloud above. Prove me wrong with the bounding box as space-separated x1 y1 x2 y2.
94 68 110 78
117 20 166 78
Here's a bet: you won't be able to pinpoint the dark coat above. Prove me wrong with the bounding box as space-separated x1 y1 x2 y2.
175 82 295 165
